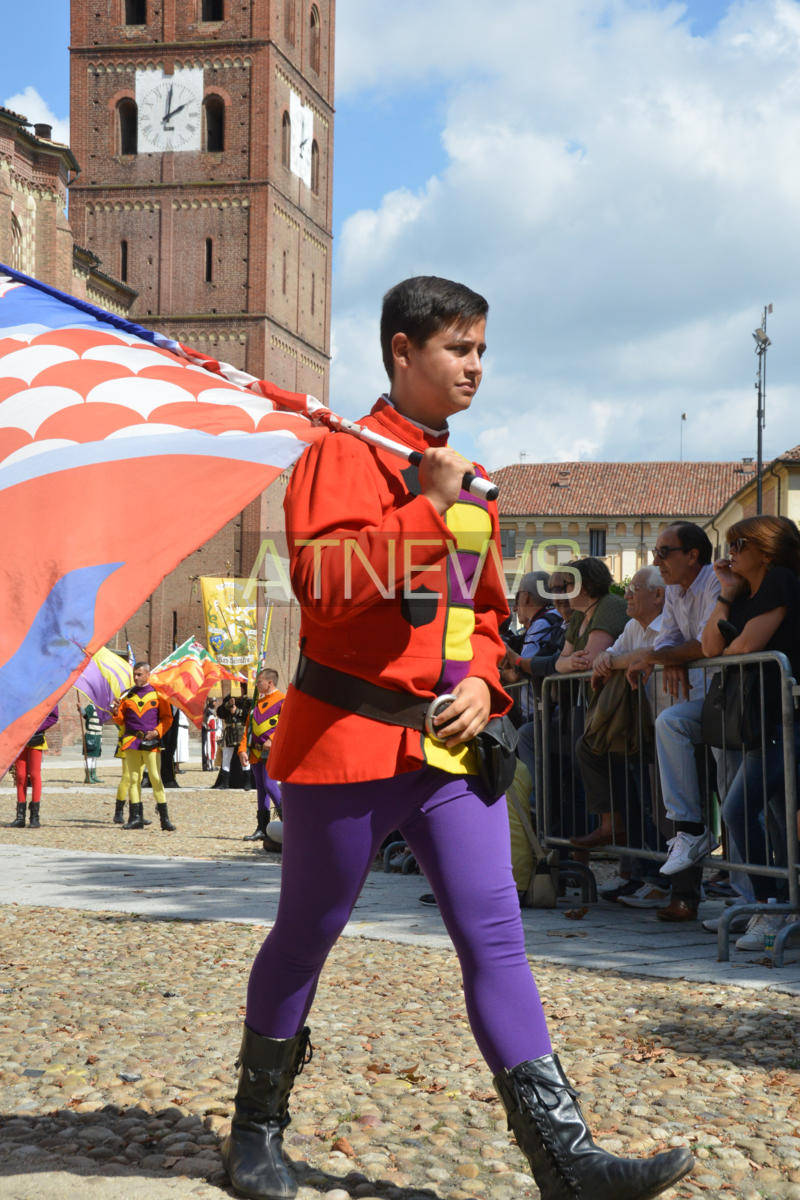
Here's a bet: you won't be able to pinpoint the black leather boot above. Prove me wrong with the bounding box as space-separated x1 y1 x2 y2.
157 802 176 831
113 800 126 824
494 1054 694 1200
243 807 268 841
28 802 40 828
10 801 26 827
123 802 145 829
213 768 231 789
221 1024 312 1200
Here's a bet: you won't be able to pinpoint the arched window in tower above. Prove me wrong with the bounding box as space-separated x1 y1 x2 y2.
10 214 22 271
282 251 288 295
203 95 225 152
125 0 147 24
281 111 291 168
205 238 214 283
201 0 224 20
285 0 296 44
310 272 315 316
309 6 321 74
117 99 138 155
310 139 320 195
120 239 129 283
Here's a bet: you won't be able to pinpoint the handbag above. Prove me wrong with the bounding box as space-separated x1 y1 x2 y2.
582 670 654 758
473 715 519 803
700 665 776 751
506 766 559 907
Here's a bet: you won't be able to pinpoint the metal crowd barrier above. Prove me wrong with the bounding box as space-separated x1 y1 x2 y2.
531 651 800 965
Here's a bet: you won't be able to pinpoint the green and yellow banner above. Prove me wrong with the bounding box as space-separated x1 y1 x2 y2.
200 577 259 675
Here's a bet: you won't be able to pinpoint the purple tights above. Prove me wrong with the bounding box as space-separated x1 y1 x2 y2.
246 767 552 1075
252 760 282 812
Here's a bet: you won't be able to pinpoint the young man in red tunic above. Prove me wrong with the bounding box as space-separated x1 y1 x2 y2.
221 277 693 1200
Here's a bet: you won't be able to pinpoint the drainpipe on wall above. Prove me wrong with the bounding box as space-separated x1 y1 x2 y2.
707 511 722 560
767 460 782 516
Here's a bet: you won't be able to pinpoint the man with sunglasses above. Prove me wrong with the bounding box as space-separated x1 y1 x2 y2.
624 523 722 920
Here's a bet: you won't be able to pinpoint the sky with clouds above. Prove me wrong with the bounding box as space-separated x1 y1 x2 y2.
3 0 798 469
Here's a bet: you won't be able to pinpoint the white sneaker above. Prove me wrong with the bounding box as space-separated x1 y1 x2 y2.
735 912 785 951
599 874 628 898
701 905 750 934
660 829 719 876
618 883 672 909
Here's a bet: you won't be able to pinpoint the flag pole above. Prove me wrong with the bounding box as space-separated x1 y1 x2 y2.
0 264 499 503
178 346 500 503
259 602 273 669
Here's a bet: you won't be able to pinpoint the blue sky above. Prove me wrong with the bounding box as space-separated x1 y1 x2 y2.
3 0 799 469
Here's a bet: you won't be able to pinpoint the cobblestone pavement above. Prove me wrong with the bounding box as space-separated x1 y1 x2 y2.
1 767 800 1199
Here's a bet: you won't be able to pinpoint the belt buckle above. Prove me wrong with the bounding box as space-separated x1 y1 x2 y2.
424 693 458 741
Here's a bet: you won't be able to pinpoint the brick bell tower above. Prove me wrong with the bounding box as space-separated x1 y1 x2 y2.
67 0 334 672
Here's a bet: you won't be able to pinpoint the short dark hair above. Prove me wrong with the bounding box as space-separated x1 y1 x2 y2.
668 522 713 566
569 557 613 599
257 667 279 683
133 660 150 671
380 276 488 379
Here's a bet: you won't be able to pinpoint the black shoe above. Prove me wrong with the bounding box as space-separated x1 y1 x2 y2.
157 802 176 832
419 893 438 906
113 800 126 824
243 806 269 841
123 803 145 830
28 803 40 828
9 801 26 828
494 1053 694 1200
213 769 231 790
221 1024 312 1200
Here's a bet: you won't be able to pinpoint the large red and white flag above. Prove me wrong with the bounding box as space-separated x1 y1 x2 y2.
0 264 325 770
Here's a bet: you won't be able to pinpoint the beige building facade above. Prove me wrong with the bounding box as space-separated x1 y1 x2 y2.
705 446 800 555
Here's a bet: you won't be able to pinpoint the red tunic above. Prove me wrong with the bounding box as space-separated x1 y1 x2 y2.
268 398 510 784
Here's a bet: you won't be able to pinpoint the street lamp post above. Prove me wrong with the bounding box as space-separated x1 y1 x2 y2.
753 305 772 515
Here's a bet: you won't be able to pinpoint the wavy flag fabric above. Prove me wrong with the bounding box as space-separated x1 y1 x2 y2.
150 638 241 729
73 646 133 722
0 263 326 772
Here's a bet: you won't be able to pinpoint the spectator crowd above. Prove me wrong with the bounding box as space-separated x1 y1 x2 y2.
500 516 800 954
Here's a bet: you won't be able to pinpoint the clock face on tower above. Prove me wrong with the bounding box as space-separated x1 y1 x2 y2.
135 67 203 153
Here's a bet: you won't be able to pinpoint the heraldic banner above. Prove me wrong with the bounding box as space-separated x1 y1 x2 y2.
200 577 258 678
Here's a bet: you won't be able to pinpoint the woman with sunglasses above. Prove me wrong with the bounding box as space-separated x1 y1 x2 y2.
701 514 800 951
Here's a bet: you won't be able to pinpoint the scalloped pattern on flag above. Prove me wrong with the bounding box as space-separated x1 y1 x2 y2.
0 265 323 771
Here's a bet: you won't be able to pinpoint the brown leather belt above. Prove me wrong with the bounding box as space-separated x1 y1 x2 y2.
293 653 431 732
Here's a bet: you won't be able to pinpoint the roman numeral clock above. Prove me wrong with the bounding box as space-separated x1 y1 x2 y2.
135 67 203 153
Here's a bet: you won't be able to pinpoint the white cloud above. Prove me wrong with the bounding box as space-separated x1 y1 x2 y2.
2 86 70 146
331 0 800 468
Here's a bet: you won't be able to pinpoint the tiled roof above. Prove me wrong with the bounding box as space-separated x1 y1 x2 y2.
777 445 800 462
490 461 744 517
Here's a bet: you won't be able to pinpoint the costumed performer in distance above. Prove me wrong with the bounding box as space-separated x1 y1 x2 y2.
239 667 285 844
112 662 176 832
221 276 694 1200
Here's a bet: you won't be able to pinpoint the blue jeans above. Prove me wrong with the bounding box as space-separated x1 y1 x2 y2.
654 698 734 824
721 725 796 902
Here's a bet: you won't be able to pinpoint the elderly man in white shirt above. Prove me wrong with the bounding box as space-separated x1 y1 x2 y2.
572 565 666 902
625 523 723 921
